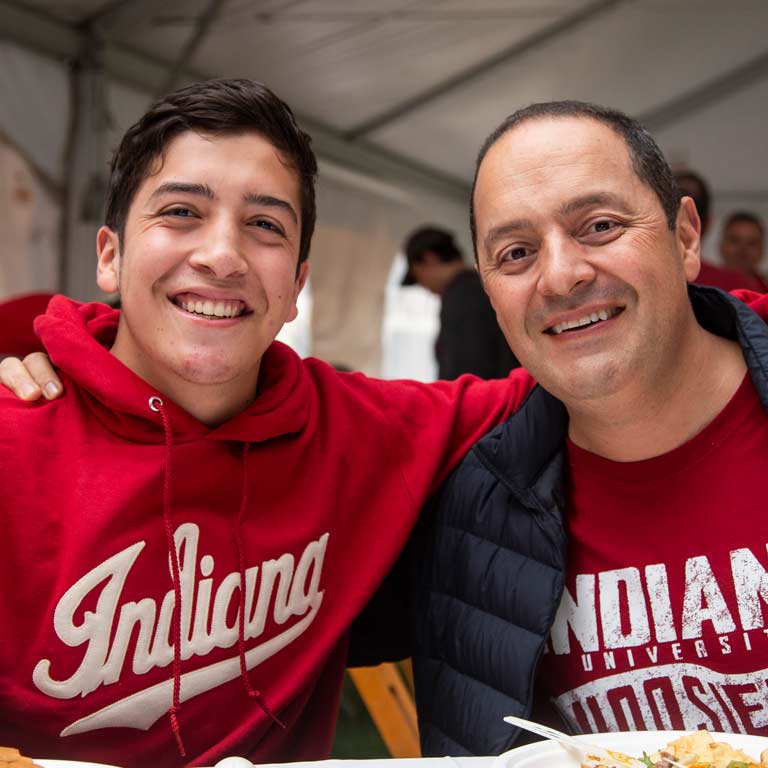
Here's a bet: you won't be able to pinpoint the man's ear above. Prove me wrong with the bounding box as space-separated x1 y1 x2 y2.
676 197 702 283
286 260 310 323
96 226 121 294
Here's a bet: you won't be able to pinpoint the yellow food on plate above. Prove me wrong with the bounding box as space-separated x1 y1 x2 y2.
650 730 762 766
0 746 43 768
583 729 768 768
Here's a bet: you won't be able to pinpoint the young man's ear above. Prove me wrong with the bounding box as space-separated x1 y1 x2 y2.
96 226 121 294
286 261 310 323
677 196 702 283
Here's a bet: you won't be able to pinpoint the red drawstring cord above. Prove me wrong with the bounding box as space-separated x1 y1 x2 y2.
150 396 187 758
235 442 285 729
150 399 283 756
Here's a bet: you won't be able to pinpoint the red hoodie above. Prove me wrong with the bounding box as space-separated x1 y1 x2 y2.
0 296 533 767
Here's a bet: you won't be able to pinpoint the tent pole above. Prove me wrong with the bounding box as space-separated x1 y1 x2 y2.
60 27 109 300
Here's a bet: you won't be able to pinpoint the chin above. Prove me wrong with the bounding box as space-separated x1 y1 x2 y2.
544 359 628 403
172 352 247 386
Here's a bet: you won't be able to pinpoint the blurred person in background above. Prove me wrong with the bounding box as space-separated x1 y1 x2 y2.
719 211 767 291
401 226 519 378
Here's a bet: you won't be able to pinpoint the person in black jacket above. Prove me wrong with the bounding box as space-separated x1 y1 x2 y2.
401 226 519 378
356 101 768 757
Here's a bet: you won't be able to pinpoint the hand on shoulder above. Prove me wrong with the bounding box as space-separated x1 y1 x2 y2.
0 353 62 401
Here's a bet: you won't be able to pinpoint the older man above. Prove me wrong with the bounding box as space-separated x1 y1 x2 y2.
385 102 768 756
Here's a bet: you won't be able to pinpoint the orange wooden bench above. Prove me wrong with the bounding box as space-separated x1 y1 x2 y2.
347 661 420 758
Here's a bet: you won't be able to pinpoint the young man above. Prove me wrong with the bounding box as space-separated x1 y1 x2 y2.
402 102 768 755
0 79 528 767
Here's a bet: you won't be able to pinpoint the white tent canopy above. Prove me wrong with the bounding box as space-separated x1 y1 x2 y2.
1 0 767 373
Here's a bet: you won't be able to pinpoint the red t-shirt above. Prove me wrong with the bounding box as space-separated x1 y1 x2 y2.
537 373 768 735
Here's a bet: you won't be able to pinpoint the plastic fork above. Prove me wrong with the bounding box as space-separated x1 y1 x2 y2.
499 715 687 768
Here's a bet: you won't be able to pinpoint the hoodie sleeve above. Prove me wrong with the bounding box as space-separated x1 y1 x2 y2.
373 369 536 504
345 372 534 666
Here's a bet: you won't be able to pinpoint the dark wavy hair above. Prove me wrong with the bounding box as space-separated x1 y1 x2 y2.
469 100 680 256
105 78 317 265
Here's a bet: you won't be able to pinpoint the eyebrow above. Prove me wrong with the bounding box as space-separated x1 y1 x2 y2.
558 192 633 217
483 219 534 254
149 182 215 202
243 193 298 225
148 183 298 225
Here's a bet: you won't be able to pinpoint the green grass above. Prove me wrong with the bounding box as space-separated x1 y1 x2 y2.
331 674 390 759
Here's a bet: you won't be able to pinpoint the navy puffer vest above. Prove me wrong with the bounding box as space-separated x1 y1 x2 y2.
412 285 768 756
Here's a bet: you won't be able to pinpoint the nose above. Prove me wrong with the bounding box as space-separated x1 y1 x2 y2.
536 234 596 297
188 216 248 279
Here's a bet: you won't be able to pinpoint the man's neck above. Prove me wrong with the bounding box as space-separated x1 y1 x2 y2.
158 374 261 426
567 328 747 462
110 338 262 427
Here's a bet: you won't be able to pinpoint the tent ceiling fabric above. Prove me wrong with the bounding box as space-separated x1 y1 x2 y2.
3 0 768 200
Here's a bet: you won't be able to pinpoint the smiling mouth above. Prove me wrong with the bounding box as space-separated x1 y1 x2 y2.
546 306 624 335
171 296 249 319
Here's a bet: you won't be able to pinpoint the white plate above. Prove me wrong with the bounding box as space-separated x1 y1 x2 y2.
37 761 120 768
500 730 768 767
222 760 497 768
37 759 495 768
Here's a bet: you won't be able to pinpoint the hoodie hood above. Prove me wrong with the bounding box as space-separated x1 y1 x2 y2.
34 296 311 444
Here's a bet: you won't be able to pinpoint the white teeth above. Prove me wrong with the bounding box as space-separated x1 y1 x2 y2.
177 298 244 318
550 308 617 335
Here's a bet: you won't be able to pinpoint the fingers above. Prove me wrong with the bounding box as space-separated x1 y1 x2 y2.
23 352 63 399
0 353 63 401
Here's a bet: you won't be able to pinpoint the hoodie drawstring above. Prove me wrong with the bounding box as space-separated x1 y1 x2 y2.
149 397 283 758
235 442 286 729
149 396 187 758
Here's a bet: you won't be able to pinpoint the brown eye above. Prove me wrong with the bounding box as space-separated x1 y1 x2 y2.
164 207 196 218
254 219 282 234
249 218 288 239
503 247 529 261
